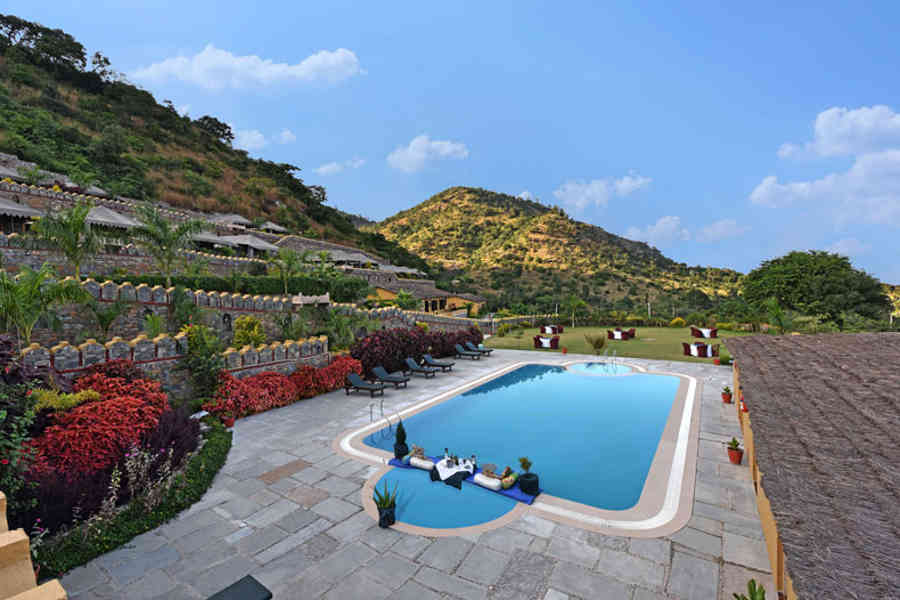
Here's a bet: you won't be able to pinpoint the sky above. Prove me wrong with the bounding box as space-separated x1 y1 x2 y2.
9 1 900 281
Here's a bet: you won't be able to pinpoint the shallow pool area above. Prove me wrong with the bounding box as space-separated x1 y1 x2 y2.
364 364 680 512
566 361 633 375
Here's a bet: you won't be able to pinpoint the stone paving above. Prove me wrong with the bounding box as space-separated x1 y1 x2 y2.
61 350 776 599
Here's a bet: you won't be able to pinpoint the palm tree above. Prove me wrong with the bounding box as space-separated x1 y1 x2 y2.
0 264 90 347
394 290 418 310
131 204 207 287
30 200 100 281
562 294 588 328
313 250 336 278
267 248 304 294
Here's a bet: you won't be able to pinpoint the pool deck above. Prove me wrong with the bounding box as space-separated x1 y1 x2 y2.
61 350 776 599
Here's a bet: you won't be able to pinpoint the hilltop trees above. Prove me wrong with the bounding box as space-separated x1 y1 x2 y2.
743 251 890 329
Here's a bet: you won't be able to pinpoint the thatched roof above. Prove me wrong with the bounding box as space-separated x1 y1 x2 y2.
209 213 252 227
0 196 41 218
191 232 238 247
725 333 900 599
87 205 139 229
259 220 287 233
218 234 279 252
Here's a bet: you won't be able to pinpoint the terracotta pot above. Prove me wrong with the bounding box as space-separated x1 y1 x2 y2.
223 416 235 428
740 400 748 413
561 347 568 354
721 393 732 403
727 447 744 465
713 358 720 365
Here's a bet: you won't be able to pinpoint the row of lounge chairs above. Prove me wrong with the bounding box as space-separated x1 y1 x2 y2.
344 343 495 397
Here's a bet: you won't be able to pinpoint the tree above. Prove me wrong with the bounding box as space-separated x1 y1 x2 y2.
195 115 234 145
86 298 129 342
30 200 100 280
394 290 418 310
16 165 44 186
132 204 206 287
763 298 793 335
267 248 304 294
561 294 588 328
0 264 90 347
743 251 890 329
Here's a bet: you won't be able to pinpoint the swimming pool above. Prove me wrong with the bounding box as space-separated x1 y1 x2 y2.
363 363 679 511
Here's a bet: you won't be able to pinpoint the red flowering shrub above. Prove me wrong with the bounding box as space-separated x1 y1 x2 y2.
203 371 298 418
80 359 145 382
316 356 362 392
351 326 483 377
245 372 298 412
289 365 321 399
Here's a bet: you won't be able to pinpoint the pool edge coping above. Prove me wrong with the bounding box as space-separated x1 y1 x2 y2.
333 359 700 538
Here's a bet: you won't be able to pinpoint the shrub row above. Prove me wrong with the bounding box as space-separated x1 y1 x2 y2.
350 326 483 377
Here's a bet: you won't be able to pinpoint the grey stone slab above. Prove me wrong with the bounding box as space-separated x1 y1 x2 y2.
274 508 319 533
529 537 549 554
310 496 360 521
118 568 177 600
392 534 433 560
549 560 633 599
418 536 473 572
185 555 259 598
546 536 601 568
667 551 719 600
511 514 556 538
594 548 666 590
106 543 180 586
315 475 362 497
668 526 722 558
585 531 629 552
326 509 374 542
251 548 316 591
543 590 569 600
414 566 487 600
301 446 334 462
94 531 167 568
60 563 109 595
723 532 771 572
456 545 510 585
693 501 761 531
478 527 535 554
174 519 241 554
687 515 723 537
331 460 367 478
359 523 404 551
245 498 301 528
324 570 392 600
631 589 669 600
248 488 282 506
164 542 237 577
360 553 420 589
231 524 287 556
218 496 262 520
315 453 348 470
267 477 301 493
158 509 221 540
226 477 267 498
629 537 671 565
721 563 777 600
254 518 332 563
393 579 442 600
301 541 378 585
230 460 277 480
489 549 555 600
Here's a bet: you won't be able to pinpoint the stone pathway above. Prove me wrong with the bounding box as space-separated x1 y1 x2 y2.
61 350 775 599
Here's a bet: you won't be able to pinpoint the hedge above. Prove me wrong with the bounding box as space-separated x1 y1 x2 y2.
97 273 371 302
36 421 232 578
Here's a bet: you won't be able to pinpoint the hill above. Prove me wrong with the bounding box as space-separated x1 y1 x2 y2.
0 13 425 270
366 187 743 311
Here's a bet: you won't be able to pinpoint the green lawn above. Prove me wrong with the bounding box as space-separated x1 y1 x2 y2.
487 326 752 363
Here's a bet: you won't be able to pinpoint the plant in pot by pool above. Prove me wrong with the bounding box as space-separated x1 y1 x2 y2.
722 386 733 403
373 481 398 528
732 578 766 600
727 437 744 465
393 419 409 459
518 456 540 495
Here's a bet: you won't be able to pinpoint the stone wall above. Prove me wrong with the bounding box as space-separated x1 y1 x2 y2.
20 333 329 399
331 303 555 335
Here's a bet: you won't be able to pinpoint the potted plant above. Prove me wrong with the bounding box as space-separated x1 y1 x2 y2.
722 386 732 403
373 481 398 528
733 578 766 600
517 456 540 495
727 437 744 465
561 347 568 354
740 393 748 412
393 420 409 460
713 357 721 365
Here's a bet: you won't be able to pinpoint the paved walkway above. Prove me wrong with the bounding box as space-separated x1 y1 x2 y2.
61 350 775 599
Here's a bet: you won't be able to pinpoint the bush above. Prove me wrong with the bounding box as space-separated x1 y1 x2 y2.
350 326 483 377
32 389 100 412
686 312 706 326
178 324 224 399
718 349 733 366
0 383 38 521
316 356 362 392
669 317 686 328
496 323 512 337
82 359 145 381
715 321 737 331
232 315 266 348
203 371 298 419
289 365 321 399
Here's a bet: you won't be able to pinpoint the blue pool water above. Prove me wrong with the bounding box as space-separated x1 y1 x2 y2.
365 364 679 511
373 468 516 528
566 362 633 375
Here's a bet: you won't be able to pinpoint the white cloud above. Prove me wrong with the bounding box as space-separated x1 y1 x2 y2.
778 105 900 158
277 129 297 144
132 44 364 91
234 129 267 151
517 190 534 201
387 135 469 173
314 157 366 176
827 237 871 256
626 216 690 247
552 173 651 211
749 149 900 225
176 104 190 117
695 218 750 243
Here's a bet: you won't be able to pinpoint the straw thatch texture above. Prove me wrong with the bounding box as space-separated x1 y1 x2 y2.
725 333 900 599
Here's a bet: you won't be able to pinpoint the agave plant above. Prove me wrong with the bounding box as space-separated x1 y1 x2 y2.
733 579 766 600
373 481 398 509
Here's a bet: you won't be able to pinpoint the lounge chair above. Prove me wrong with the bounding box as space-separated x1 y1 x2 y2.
626 328 636 339
372 366 410 388
690 326 703 338
345 373 385 397
549 336 560 349
465 341 493 355
423 354 454 371
454 343 481 360
403 357 437 378
682 342 691 356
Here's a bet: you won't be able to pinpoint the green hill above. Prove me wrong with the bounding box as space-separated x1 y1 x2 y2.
0 13 425 270
367 187 743 311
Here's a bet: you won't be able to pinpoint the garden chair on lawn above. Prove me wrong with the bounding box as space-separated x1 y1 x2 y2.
465 341 494 355
454 343 482 359
404 357 438 378
346 373 385 397
423 354 454 371
372 365 410 388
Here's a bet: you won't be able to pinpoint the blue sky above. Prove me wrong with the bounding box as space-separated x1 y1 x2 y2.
10 1 900 281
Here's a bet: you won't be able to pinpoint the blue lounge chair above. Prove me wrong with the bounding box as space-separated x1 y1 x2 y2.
403 357 438 378
454 344 481 360
423 354 454 372
465 341 494 355
372 366 410 388
345 373 385 397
